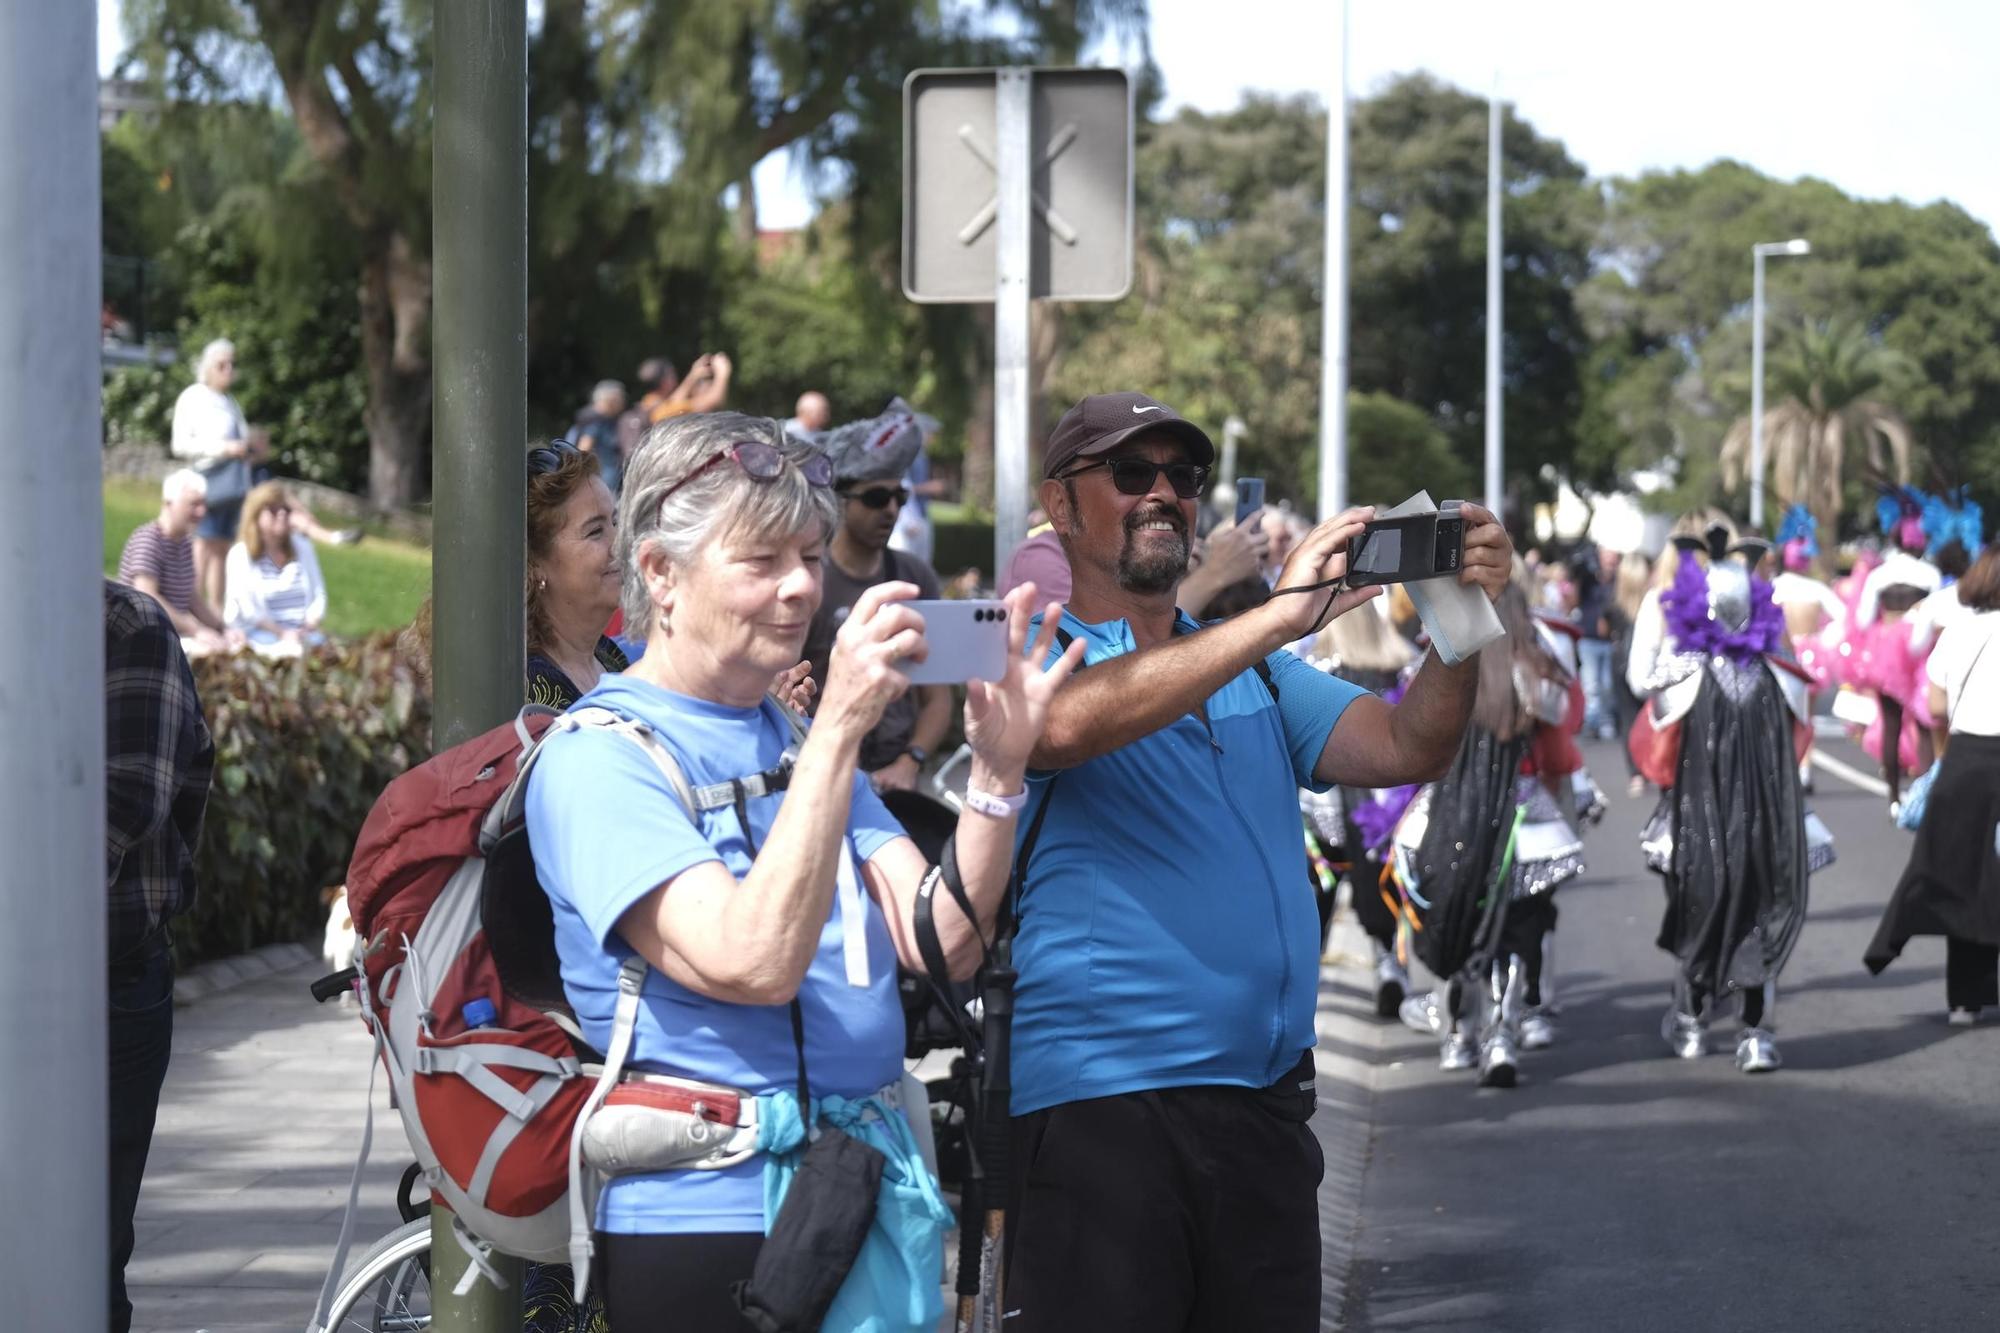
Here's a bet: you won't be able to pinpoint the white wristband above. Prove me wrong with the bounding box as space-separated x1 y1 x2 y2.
962 785 1030 818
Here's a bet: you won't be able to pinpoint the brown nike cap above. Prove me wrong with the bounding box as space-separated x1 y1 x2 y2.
1042 391 1217 479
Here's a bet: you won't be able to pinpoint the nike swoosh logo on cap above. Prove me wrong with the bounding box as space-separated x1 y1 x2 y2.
1131 404 1165 414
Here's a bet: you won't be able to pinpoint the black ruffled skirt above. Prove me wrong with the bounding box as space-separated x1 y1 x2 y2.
1653 660 1809 998
1865 732 2000 971
1406 727 1529 979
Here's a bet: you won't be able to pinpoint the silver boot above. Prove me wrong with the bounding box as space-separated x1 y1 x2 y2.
1662 1006 1706 1059
1439 1029 1477 1071
1736 1027 1782 1073
1373 942 1410 1019
1737 982 1781 1072
1478 1029 1519 1087
1477 957 1526 1087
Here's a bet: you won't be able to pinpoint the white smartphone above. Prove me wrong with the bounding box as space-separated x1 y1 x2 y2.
898 599 1011 685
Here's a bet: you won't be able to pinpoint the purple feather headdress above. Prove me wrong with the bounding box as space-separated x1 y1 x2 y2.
1659 549 1784 664
1350 784 1420 853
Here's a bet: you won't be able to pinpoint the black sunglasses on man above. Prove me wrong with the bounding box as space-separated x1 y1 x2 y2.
839 484 910 510
1059 456 1209 500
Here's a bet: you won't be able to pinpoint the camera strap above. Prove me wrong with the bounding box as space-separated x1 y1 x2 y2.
731 789 813 1118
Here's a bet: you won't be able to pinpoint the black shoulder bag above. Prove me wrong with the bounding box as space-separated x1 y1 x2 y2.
725 786 887 1333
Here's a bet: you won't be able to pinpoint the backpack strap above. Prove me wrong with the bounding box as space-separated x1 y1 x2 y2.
568 955 647 1308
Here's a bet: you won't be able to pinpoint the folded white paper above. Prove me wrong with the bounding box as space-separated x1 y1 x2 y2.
1375 491 1505 666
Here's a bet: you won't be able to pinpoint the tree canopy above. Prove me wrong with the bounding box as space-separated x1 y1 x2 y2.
101 16 2000 534
1056 77 1596 515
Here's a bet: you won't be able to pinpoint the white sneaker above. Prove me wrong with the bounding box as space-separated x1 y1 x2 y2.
1518 1010 1556 1050
1736 1027 1782 1073
1947 1007 1980 1027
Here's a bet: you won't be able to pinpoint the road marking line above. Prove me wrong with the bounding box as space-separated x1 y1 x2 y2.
1810 748 1890 797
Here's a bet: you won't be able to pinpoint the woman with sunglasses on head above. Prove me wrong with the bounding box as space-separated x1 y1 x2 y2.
525 440 631 710
524 412 1081 1331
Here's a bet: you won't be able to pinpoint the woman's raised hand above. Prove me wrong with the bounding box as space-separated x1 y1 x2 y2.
816 581 925 744
961 582 1087 783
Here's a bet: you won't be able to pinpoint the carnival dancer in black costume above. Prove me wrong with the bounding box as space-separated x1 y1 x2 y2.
1391 580 1586 1087
1630 526 1834 1072
1301 602 1420 1015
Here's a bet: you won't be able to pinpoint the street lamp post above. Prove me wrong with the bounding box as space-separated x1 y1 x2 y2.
1317 0 1350 520
1749 237 1811 531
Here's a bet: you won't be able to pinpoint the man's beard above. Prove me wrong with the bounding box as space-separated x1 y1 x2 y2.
1113 506 1189 594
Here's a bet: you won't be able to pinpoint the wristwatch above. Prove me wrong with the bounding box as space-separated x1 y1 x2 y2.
902 745 928 765
963 785 1030 818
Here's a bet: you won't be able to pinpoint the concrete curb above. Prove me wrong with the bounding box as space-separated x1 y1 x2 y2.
172 941 315 1007
1313 903 1389 1330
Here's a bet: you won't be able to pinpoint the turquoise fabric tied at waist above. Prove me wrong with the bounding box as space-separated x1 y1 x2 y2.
756 1089 954 1333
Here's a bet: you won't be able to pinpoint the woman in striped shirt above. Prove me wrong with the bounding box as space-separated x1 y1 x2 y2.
224 482 328 657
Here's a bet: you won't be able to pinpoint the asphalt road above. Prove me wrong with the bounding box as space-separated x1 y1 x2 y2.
1338 736 2000 1333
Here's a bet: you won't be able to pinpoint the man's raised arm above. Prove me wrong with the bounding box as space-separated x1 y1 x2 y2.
1033 508 1380 769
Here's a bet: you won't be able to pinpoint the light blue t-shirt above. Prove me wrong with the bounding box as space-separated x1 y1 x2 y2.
1010 609 1369 1115
525 674 908 1234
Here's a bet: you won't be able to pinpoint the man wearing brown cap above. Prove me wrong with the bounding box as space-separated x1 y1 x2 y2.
1000 391 1514 1331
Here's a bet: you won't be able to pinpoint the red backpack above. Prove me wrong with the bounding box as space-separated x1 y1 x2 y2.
314 703 759 1320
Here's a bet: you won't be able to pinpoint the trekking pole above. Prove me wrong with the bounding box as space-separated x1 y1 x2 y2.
952 1143 984 1333
972 938 1017 1332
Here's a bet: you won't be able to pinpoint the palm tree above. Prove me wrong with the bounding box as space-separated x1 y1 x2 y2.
1720 319 1917 552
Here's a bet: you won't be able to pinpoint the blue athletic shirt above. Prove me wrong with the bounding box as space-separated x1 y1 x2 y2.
1010 609 1370 1115
524 674 908 1234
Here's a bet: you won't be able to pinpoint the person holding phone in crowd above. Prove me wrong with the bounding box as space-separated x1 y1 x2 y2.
1001 391 1514 1332
803 398 951 793
524 412 1082 1330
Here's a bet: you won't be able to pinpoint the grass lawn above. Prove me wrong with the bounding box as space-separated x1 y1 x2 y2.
104 476 432 638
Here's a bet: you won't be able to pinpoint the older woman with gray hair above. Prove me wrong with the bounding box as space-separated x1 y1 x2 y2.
524 411 1081 1330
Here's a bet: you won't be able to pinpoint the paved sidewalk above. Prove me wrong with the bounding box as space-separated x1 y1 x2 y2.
130 958 403 1333
132 922 1385 1332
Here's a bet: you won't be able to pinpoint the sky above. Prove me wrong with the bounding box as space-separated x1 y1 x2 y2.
100 0 1999 241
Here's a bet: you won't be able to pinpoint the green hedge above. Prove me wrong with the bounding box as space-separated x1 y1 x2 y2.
179 635 431 965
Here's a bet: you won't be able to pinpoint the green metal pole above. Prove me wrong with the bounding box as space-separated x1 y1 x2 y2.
432 0 527 1325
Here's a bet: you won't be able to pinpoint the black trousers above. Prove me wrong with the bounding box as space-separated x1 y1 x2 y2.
1003 1054 1324 1332
597 1231 763 1331
108 941 175 1333
1946 935 2000 1011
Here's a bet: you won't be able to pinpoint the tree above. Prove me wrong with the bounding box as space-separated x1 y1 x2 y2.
1582 161 2000 524
1058 80 1596 511
1348 76 1598 507
126 0 435 506
120 0 1143 506
1719 319 1915 554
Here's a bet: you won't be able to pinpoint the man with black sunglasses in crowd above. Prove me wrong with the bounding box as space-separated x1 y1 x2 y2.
1000 391 1515 1332
802 401 952 793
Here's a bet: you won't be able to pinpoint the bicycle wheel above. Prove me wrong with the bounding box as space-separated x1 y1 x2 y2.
318 1217 431 1332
